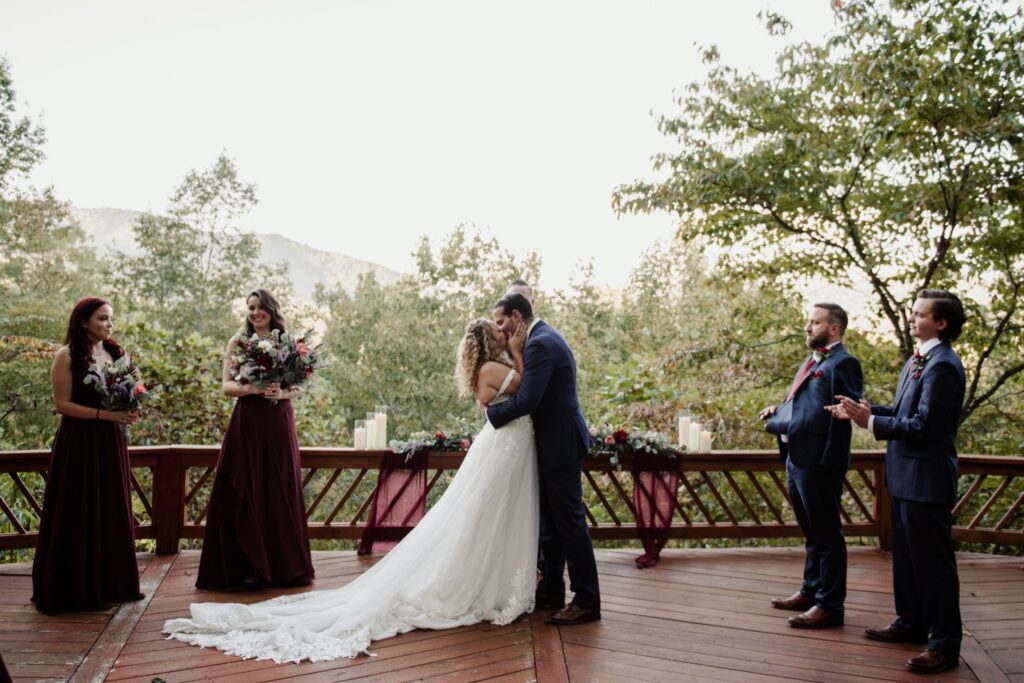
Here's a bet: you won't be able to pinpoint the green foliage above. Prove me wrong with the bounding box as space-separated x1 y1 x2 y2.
111 153 290 341
614 0 1024 429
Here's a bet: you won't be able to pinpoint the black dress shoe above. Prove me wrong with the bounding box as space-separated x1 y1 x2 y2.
547 602 601 625
864 622 929 644
906 649 958 674
534 590 565 610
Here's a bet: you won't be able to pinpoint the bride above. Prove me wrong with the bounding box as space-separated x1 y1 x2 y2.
163 319 538 663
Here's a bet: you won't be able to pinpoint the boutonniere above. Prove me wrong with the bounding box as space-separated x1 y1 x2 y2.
810 370 825 380
911 352 929 380
813 346 833 363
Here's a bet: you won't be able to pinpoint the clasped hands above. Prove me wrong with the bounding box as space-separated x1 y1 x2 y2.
253 382 287 400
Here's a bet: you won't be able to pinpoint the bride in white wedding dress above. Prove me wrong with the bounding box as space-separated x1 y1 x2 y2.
162 319 538 663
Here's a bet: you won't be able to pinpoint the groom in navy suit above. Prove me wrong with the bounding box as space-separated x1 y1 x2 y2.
835 289 967 675
487 293 601 625
761 303 862 629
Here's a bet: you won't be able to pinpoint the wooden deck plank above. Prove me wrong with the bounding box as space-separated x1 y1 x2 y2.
2 547 1023 681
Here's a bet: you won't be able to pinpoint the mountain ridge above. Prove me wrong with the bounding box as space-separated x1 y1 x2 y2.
70 207 404 300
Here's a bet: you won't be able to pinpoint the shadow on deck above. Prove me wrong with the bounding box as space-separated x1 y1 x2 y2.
1 547 1022 682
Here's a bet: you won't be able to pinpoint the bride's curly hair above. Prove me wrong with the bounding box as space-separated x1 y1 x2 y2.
455 318 513 398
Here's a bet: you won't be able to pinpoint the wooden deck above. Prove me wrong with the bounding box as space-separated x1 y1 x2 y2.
1 547 1022 682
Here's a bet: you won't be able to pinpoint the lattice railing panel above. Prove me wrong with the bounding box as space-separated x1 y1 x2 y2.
0 471 46 537
953 473 1024 542
581 467 880 535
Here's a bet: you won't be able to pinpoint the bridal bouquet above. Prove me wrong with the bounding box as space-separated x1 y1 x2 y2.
588 425 676 469
84 355 157 410
230 329 323 389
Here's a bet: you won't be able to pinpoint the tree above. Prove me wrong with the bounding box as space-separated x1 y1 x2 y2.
614 0 1024 423
114 153 290 340
0 58 101 446
0 57 45 192
316 227 544 442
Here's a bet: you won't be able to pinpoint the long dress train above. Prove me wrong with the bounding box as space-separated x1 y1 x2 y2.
164 372 537 663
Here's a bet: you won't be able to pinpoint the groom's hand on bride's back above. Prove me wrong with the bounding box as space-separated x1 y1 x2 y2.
759 405 777 421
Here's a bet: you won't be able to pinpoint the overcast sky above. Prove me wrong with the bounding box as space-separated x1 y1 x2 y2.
2 0 839 290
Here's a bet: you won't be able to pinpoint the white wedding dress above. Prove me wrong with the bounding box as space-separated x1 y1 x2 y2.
163 369 538 663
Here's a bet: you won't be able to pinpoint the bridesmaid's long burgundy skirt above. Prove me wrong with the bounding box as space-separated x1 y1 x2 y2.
31 416 142 615
197 396 314 590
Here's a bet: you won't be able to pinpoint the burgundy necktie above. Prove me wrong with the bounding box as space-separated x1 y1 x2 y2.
787 358 816 401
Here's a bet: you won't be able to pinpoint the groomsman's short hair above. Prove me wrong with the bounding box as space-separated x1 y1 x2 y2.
813 303 848 336
494 293 533 319
918 289 966 342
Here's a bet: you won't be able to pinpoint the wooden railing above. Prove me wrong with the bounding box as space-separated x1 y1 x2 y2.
1 447 1022 554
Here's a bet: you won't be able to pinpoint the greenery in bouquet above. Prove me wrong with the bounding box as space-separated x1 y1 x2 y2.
83 355 157 410
587 424 677 469
230 329 323 389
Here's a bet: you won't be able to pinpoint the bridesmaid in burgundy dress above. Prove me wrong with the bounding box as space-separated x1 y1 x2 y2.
32 297 143 614
196 289 315 590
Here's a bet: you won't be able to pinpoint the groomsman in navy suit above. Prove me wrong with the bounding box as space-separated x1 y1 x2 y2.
761 304 863 629
835 290 967 675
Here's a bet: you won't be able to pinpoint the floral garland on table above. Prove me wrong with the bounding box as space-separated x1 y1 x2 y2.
389 430 474 459
587 425 676 470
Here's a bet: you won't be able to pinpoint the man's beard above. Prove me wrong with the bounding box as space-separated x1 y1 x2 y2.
806 332 830 350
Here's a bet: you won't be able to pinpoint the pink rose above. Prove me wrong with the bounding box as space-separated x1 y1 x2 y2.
134 383 148 396
296 341 309 356
604 435 615 446
459 438 471 449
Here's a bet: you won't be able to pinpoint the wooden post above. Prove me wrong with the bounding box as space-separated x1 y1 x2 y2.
875 460 892 551
152 447 185 555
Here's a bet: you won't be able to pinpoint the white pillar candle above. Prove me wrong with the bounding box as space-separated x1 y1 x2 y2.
374 412 387 449
365 419 377 451
354 426 366 450
689 423 701 452
678 415 691 448
699 430 712 453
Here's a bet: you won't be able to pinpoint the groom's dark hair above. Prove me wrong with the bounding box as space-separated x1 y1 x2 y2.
813 303 848 336
494 293 533 320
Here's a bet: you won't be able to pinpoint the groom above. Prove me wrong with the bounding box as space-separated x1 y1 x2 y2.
487 293 601 625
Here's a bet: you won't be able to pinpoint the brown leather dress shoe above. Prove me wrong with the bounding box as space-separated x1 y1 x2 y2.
906 649 958 674
770 591 815 611
864 622 929 644
547 602 601 625
787 605 844 629
534 590 565 610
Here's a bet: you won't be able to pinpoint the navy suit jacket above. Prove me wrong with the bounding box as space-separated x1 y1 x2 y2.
486 320 591 471
872 341 965 505
767 343 863 470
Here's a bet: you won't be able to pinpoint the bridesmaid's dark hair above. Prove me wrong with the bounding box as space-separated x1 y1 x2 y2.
64 297 124 373
244 289 287 335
